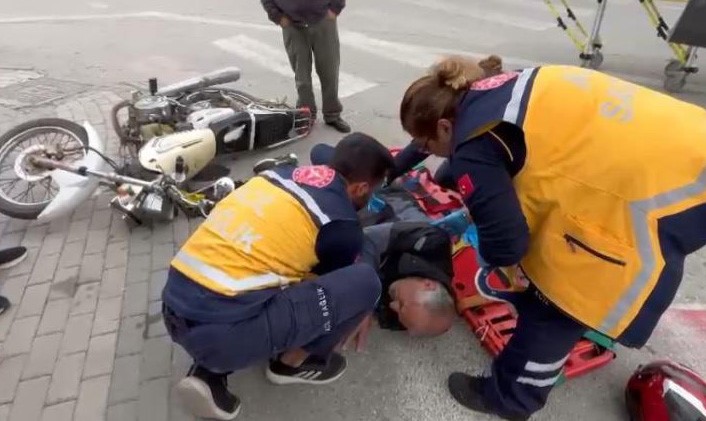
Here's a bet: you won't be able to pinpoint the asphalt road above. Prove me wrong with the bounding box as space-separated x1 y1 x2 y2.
1 0 705 420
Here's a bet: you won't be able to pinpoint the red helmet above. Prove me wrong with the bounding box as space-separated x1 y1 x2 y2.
625 360 706 421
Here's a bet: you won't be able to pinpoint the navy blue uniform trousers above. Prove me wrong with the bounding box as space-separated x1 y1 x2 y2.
163 263 381 374
483 285 587 418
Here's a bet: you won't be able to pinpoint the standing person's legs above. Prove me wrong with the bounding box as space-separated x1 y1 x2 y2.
448 285 587 420
282 25 317 118
310 17 349 133
166 263 381 420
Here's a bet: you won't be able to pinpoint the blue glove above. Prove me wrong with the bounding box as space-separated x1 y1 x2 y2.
462 224 489 268
431 209 470 237
366 194 387 213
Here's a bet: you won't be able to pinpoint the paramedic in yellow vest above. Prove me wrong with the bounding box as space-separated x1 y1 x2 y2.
394 55 706 421
161 133 395 421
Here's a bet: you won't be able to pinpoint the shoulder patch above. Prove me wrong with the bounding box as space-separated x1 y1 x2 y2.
470 71 520 91
293 165 336 188
457 174 475 199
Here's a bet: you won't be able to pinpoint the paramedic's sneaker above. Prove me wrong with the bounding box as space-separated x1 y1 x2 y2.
0 295 10 316
266 353 347 385
0 247 27 269
448 373 529 421
174 365 241 420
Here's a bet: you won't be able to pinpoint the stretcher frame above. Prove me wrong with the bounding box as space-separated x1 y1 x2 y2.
543 0 700 93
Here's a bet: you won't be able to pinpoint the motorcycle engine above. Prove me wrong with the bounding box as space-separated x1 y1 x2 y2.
132 96 173 124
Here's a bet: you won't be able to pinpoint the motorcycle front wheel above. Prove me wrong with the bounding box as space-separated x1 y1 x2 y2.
0 118 89 220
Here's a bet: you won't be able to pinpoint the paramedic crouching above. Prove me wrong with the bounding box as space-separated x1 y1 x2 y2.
161 133 395 421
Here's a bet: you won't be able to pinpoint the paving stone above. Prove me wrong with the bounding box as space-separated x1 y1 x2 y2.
60 313 93 355
83 333 117 378
151 224 174 245
116 315 146 356
108 216 130 244
122 281 148 317
108 354 141 404
47 215 71 234
58 241 85 269
46 352 85 404
100 266 126 299
2 316 40 356
27 253 59 285
37 298 71 335
151 243 174 271
85 228 109 253
137 377 169 421
126 255 150 284
71 199 95 222
107 401 137 421
149 270 167 302
38 232 65 256
168 387 197 421
0 355 27 404
48 266 79 301
105 241 128 269
141 335 172 381
40 401 75 421
66 218 90 242
92 295 122 336
147 301 167 338
9 376 51 421
16 283 50 318
0 276 27 341
70 282 99 315
90 209 112 231
173 216 190 246
78 253 104 285
74 375 110 421
3 218 29 234
128 228 152 256
20 224 48 249
0 404 10 421
22 333 62 380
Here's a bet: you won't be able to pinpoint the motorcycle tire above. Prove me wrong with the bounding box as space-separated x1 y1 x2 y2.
0 118 89 220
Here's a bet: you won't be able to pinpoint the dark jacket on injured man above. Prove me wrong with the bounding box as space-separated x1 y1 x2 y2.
261 0 345 25
359 187 455 330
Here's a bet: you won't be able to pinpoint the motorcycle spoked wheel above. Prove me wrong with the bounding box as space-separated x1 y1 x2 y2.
0 118 89 220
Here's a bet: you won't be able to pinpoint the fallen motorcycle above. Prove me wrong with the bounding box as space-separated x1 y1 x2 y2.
0 67 307 225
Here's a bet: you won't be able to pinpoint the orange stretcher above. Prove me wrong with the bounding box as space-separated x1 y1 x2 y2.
395 160 616 383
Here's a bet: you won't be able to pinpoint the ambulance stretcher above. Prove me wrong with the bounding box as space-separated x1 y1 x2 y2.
393 158 616 383
543 0 706 93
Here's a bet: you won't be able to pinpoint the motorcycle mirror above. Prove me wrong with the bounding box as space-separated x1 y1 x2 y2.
149 78 158 96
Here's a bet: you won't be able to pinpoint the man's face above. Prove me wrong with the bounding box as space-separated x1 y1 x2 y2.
388 277 454 336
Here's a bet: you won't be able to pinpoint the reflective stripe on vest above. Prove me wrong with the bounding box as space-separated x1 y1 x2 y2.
600 169 706 332
172 249 297 293
259 170 332 226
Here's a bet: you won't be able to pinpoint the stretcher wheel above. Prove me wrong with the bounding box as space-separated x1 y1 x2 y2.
581 51 604 70
663 59 687 93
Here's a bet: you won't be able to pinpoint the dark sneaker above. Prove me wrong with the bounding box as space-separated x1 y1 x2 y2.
266 353 347 385
174 365 241 420
448 373 529 421
325 118 351 133
0 247 27 269
0 295 11 316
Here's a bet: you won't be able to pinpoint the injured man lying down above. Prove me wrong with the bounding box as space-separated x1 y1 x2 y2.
357 187 459 337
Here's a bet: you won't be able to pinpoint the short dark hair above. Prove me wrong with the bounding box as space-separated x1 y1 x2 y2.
329 132 395 183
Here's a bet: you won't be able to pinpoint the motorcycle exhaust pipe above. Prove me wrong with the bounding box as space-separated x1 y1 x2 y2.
156 67 242 97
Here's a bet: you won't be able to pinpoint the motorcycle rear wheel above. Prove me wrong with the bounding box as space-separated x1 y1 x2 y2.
0 118 89 220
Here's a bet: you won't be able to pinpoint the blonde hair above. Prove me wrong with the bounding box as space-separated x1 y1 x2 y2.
400 54 503 139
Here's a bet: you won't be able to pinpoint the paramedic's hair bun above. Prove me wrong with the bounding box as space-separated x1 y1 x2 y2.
479 55 503 76
431 54 502 90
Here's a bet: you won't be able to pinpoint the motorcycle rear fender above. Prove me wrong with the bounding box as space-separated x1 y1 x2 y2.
36 122 107 222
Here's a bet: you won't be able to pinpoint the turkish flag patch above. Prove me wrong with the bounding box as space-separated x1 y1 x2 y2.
457 174 475 199
293 165 335 188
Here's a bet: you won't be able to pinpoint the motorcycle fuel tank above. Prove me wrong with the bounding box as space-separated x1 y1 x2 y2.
138 129 217 180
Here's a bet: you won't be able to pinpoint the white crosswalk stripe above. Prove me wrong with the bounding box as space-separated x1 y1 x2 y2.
213 34 377 99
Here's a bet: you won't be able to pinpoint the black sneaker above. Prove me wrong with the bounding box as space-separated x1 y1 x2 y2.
174 365 241 420
448 373 529 421
266 353 347 385
0 247 27 269
325 118 351 133
0 295 11 316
